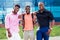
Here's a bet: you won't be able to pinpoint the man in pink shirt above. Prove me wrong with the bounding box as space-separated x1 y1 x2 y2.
5 4 21 40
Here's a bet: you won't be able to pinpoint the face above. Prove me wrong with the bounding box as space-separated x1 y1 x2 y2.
25 6 30 14
39 3 44 10
14 6 19 14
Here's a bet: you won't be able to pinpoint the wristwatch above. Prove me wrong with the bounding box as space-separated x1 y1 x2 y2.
50 27 53 30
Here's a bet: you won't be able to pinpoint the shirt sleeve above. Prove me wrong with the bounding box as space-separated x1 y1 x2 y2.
5 14 10 29
48 11 54 21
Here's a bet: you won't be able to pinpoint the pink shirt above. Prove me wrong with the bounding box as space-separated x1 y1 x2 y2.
5 13 20 33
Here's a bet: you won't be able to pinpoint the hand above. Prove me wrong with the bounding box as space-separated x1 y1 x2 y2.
18 15 21 19
19 24 22 27
8 31 12 38
46 29 52 35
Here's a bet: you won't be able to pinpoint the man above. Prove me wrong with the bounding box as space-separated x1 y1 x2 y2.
5 4 21 40
22 5 35 40
33 2 55 40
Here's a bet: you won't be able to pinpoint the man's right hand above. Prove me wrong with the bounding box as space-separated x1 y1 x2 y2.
8 31 12 38
7 29 12 38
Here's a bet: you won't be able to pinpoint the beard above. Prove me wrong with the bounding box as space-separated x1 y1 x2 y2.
26 11 30 14
27 13 30 14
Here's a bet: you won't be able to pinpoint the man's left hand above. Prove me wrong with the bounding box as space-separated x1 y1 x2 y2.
46 29 52 35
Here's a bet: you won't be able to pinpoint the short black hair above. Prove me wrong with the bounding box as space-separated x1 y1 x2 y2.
15 4 20 8
26 5 30 8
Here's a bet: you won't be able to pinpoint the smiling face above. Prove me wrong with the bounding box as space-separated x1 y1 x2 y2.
38 2 44 10
25 6 30 14
14 6 19 13
13 5 20 14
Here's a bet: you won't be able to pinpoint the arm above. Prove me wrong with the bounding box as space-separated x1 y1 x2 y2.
5 14 11 37
5 15 10 31
47 12 55 35
33 12 37 22
49 20 55 30
49 12 55 30
18 15 22 27
19 14 25 29
47 20 55 35
33 12 39 27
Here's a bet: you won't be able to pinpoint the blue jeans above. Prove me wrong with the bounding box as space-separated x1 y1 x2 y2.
36 27 49 40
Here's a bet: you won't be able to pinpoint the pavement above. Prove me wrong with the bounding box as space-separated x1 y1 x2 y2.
0 36 60 40
49 36 60 40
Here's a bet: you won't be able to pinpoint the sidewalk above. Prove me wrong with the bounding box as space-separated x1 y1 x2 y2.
0 36 60 40
49 36 60 40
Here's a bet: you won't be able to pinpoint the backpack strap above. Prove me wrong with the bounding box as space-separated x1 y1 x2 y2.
22 14 25 29
31 13 35 27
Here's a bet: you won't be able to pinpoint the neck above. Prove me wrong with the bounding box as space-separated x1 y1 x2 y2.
13 11 17 15
27 13 30 15
40 9 44 13
26 12 30 14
